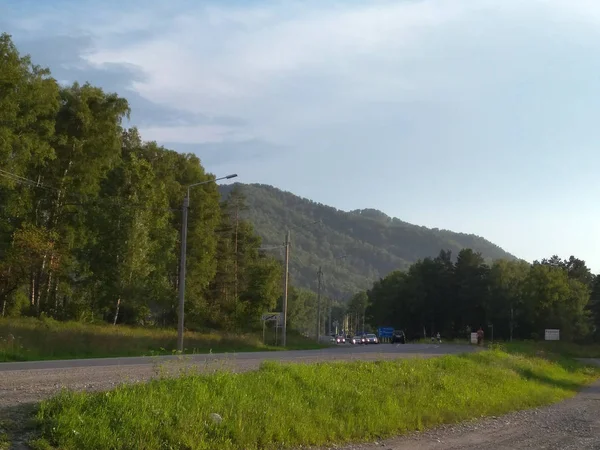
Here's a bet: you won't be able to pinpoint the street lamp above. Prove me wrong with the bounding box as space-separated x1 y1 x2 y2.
177 173 238 352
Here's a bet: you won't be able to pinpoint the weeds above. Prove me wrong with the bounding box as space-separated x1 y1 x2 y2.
0 317 325 362
32 349 600 450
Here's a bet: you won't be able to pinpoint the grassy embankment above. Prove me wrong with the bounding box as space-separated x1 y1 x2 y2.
29 347 600 450
414 337 600 358
0 317 324 362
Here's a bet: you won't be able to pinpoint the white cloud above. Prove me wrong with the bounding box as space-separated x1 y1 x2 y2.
79 0 600 144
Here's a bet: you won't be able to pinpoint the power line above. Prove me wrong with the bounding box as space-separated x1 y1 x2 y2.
0 169 57 191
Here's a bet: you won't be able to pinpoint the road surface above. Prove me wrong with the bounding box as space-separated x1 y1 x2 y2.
0 343 473 407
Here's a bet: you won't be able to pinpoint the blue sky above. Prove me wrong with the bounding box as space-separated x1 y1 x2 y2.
3 0 600 270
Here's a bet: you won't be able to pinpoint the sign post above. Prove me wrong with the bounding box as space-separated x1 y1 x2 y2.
470 332 478 344
544 329 560 341
377 327 394 342
261 312 283 345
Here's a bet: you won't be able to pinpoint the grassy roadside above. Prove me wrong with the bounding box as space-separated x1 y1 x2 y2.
29 350 600 450
501 340 600 359
0 317 325 362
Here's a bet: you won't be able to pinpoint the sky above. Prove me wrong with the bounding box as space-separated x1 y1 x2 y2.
2 0 600 270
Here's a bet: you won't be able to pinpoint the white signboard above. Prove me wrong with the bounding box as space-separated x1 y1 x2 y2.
545 329 560 341
261 312 282 325
470 332 478 344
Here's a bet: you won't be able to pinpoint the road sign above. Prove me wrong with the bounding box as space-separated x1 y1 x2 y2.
378 327 394 338
545 329 560 341
261 312 282 325
470 332 478 344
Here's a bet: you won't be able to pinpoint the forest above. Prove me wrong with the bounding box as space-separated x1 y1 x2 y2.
220 183 516 299
0 33 284 331
361 250 600 341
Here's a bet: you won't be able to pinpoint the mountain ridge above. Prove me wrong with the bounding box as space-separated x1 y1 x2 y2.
219 182 516 299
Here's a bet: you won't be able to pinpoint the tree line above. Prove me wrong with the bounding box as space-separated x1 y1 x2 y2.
0 33 283 330
361 249 600 341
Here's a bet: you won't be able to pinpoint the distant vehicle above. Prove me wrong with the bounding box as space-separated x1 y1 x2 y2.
349 335 362 345
363 333 379 344
335 335 346 344
391 330 406 344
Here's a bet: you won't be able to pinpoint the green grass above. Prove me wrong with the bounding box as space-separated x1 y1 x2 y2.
0 317 325 362
499 340 600 359
30 350 600 450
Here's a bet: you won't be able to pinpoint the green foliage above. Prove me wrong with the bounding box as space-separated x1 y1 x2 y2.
219 183 516 299
0 35 282 334
365 249 596 342
32 351 599 449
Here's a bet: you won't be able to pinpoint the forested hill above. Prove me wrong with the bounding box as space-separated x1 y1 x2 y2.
219 183 517 299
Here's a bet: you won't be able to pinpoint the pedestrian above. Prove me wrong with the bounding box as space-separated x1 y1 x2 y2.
436 332 441 343
477 327 484 346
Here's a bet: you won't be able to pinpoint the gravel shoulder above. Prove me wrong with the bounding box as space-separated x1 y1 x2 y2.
326 358 600 450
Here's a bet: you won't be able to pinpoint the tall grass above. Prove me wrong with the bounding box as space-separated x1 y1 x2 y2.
0 317 323 362
500 340 600 359
31 350 599 450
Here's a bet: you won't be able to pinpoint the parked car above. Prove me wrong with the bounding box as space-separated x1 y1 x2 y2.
391 330 406 344
335 335 346 344
363 333 379 344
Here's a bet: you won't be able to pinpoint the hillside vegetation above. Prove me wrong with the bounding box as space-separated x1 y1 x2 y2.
220 183 516 298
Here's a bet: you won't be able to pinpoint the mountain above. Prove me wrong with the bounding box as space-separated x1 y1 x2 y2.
219 183 516 300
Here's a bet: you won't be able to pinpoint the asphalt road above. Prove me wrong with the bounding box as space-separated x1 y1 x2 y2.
0 343 474 407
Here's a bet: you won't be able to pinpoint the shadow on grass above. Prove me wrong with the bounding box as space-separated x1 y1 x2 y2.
453 350 597 385
514 366 587 392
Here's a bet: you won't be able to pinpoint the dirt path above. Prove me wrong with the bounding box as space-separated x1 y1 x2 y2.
330 359 600 450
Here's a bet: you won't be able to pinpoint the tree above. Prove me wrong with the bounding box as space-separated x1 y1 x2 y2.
522 263 590 340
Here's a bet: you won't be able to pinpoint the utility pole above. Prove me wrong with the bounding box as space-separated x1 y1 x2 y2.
177 174 237 353
328 296 332 336
177 193 189 353
316 265 323 341
282 230 291 347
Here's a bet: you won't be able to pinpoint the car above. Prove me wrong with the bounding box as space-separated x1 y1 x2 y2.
349 335 362 345
363 333 379 344
334 335 346 344
391 330 406 344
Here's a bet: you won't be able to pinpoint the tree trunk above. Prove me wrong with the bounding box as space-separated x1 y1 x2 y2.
35 256 47 316
30 271 36 308
1 300 6 317
113 298 121 325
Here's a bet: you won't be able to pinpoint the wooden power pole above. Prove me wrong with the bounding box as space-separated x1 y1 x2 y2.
282 230 291 347
316 265 323 341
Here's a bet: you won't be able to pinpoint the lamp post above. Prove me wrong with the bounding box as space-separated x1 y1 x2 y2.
177 173 238 352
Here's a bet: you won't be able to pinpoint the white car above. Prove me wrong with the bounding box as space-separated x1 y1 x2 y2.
349 336 362 345
363 334 379 344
